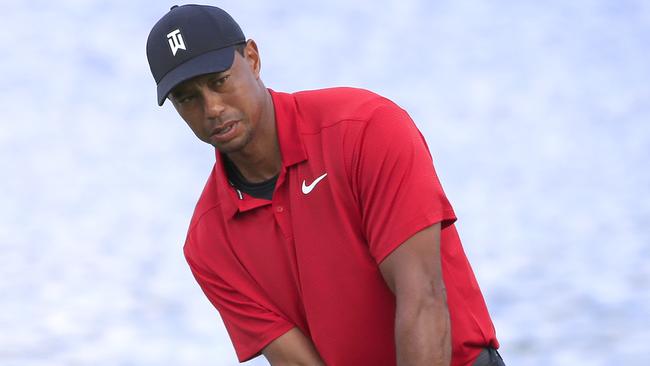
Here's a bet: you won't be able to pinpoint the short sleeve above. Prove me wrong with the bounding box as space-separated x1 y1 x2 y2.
184 248 294 362
353 101 457 264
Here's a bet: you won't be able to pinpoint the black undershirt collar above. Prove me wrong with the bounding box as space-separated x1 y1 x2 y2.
223 156 278 200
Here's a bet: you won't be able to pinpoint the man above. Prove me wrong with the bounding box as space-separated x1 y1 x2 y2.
146 5 504 366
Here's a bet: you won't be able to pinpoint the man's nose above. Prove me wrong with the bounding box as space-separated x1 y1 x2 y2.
202 89 226 119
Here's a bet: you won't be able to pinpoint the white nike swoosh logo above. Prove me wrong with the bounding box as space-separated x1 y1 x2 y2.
302 173 328 195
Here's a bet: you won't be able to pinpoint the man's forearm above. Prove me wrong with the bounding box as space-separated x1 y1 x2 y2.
394 291 452 366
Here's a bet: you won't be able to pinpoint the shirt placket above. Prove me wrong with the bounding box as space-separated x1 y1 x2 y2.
272 167 293 239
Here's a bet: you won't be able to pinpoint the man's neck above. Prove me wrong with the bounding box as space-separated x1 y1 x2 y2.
226 90 282 183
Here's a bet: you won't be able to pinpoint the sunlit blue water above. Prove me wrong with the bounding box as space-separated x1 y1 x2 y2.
1 1 648 365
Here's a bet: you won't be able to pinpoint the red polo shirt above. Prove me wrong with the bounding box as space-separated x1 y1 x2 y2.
184 87 499 366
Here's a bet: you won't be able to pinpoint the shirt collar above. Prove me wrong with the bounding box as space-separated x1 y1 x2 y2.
270 88 308 168
214 89 307 218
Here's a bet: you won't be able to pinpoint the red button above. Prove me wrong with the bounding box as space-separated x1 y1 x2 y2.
276 206 284 213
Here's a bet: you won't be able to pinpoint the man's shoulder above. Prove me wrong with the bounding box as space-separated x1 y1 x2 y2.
293 86 381 102
187 164 222 235
291 87 399 125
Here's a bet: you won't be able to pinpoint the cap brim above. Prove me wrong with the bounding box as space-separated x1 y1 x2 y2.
156 46 236 106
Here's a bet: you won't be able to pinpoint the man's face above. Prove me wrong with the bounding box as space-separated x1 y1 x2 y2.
169 42 264 154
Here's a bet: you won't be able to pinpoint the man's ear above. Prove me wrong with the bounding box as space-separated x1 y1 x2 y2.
243 39 261 78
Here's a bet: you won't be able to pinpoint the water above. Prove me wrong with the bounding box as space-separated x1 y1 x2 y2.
1 1 649 365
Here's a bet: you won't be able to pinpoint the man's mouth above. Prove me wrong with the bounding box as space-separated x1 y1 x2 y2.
212 120 239 137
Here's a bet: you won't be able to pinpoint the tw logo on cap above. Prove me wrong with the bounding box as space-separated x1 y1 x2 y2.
166 29 186 56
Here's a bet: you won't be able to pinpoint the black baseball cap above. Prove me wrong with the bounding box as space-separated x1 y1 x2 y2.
146 4 246 105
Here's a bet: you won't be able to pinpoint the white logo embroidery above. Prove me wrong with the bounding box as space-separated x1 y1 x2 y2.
166 29 186 56
302 173 328 195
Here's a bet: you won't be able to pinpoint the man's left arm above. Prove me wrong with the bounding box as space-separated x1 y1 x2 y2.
379 222 452 366
350 99 457 365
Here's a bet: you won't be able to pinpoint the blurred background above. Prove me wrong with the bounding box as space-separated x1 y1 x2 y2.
1 0 649 365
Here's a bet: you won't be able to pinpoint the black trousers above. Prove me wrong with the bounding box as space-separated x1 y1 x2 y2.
472 348 505 366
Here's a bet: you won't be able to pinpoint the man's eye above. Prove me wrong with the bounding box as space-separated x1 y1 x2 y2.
212 75 229 87
178 95 195 104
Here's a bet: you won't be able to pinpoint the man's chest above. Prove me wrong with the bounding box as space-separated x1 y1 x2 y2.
225 155 366 271
217 147 381 313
